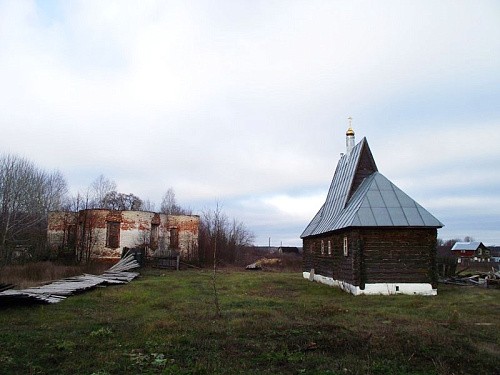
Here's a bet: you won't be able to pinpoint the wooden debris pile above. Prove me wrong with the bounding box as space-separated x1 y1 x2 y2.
245 258 281 271
0 283 15 293
0 254 140 305
440 267 500 288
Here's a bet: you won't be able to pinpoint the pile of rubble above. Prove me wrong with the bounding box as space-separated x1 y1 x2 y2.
440 267 500 288
245 258 281 270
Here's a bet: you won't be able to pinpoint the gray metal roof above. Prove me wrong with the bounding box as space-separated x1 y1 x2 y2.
301 138 443 238
451 242 484 251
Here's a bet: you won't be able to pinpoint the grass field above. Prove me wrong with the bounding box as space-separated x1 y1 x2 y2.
0 268 498 374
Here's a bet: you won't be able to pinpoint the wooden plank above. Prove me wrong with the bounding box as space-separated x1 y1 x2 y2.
0 255 140 305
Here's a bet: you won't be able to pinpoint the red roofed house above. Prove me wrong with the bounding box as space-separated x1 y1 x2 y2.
451 241 490 263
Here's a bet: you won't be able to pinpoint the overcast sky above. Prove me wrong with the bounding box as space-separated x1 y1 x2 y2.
1 1 499 246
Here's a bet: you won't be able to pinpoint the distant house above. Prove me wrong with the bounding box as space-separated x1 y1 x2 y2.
301 126 443 295
489 247 500 262
47 209 199 261
451 242 490 263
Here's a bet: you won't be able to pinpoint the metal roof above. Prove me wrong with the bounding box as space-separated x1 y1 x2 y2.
301 138 443 238
451 242 484 251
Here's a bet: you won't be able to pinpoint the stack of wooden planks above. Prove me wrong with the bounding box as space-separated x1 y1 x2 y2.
440 266 500 288
0 283 15 293
0 254 140 305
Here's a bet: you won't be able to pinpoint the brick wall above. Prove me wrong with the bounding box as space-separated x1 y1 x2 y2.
47 210 200 261
47 211 78 253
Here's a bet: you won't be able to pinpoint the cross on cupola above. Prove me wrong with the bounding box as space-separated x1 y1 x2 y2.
346 116 355 153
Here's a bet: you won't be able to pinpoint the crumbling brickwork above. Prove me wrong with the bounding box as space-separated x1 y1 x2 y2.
47 209 199 261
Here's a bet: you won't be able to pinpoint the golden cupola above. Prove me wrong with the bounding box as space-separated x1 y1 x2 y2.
346 117 355 153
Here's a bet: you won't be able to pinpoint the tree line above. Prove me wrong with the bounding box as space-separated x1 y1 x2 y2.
0 154 67 263
198 203 254 266
0 153 254 265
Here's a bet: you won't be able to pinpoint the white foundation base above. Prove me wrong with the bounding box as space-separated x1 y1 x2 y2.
303 272 437 296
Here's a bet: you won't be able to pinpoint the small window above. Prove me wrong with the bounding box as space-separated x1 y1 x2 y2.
328 240 331 255
320 240 324 255
343 236 348 256
106 222 120 248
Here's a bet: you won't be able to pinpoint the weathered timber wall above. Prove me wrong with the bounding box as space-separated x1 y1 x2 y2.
360 228 437 287
303 228 358 286
303 227 438 288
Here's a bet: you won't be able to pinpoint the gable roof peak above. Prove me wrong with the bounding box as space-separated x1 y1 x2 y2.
301 134 443 238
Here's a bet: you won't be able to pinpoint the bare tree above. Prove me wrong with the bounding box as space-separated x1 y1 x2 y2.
64 189 95 264
101 191 143 211
207 203 225 318
160 188 190 215
43 171 68 212
90 175 117 208
198 204 254 266
229 218 255 264
200 202 253 316
0 154 68 263
141 199 156 212
77 205 100 264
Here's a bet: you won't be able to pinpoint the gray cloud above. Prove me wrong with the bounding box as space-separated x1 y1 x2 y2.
1 1 499 246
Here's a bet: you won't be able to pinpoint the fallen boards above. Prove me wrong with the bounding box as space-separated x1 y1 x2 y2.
0 254 140 305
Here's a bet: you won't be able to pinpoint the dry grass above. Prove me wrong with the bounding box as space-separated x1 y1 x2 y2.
0 261 109 288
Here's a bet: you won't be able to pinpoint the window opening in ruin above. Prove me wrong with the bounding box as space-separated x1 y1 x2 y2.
328 240 331 255
150 223 159 250
106 222 120 248
343 236 348 256
79 221 84 239
169 227 179 249
66 224 76 248
321 240 324 255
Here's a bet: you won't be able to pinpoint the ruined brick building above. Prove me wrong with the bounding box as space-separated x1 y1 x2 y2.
47 209 199 261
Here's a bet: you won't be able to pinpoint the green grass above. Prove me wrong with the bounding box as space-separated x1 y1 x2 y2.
0 269 499 374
